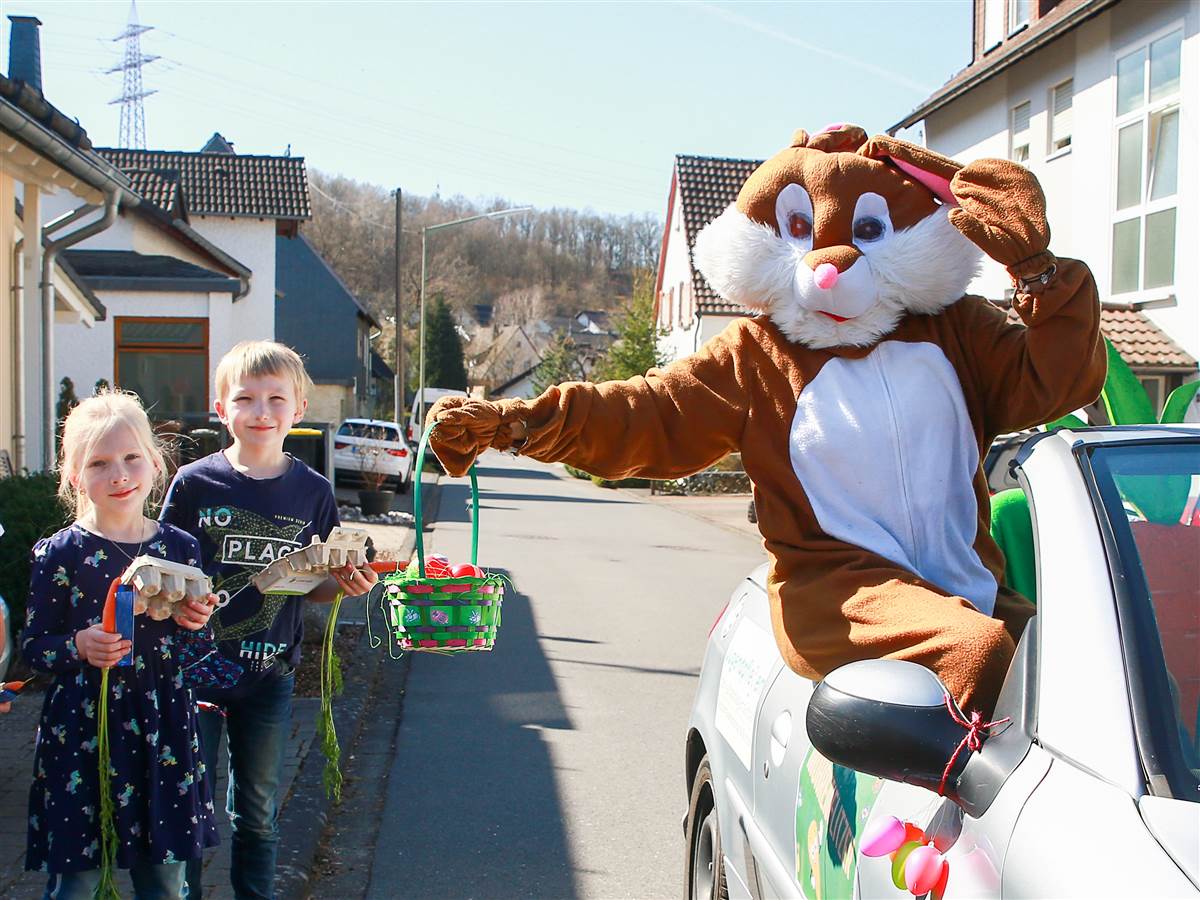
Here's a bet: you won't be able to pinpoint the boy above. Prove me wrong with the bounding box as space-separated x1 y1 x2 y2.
161 341 375 899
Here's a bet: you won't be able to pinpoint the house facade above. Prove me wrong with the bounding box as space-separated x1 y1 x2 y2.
42 136 310 423
891 0 1199 405
2 17 128 472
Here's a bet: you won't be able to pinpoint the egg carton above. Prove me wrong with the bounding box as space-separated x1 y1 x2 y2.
250 527 371 596
119 557 212 621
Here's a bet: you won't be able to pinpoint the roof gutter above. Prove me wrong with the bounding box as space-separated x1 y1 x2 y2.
888 0 1120 133
41 189 124 469
169 217 251 299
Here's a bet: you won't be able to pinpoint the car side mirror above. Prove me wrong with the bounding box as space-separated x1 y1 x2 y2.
805 660 975 802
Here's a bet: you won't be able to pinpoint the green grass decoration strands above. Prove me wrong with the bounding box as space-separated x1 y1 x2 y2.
95 667 120 900
316 591 345 803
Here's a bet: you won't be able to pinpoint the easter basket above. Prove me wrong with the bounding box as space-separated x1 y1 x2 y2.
375 423 505 653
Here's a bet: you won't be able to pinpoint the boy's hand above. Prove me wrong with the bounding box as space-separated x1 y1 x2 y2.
330 564 378 598
75 624 131 669
0 702 10 713
173 593 218 631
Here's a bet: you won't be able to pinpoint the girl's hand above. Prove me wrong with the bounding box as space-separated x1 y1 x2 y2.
331 564 378 598
0 702 10 713
75 624 131 669
172 593 218 631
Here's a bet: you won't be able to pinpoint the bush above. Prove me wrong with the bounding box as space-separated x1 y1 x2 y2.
0 473 70 644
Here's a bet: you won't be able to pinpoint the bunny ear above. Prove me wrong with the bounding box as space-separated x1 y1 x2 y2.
860 135 961 206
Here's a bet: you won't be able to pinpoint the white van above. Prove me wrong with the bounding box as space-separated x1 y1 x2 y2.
407 387 468 445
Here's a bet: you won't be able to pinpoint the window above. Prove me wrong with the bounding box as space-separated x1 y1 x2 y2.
114 318 208 419
1050 79 1073 152
678 280 685 326
1137 375 1166 414
1112 29 1182 296
1010 101 1032 162
667 287 675 328
1007 0 1031 34
982 0 1003 52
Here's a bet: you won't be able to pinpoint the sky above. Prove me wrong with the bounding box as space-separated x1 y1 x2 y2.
2 1 972 217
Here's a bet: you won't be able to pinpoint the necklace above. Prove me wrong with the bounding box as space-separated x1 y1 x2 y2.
89 517 152 566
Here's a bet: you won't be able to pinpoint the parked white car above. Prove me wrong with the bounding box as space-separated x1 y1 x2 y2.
333 418 413 492
685 425 1199 899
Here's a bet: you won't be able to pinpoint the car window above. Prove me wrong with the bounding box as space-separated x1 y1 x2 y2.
1089 440 1200 798
338 423 398 440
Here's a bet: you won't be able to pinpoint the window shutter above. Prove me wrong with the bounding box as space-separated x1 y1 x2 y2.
1011 101 1031 136
1052 80 1073 145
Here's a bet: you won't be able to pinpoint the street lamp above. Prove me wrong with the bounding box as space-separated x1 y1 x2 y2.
417 205 532 432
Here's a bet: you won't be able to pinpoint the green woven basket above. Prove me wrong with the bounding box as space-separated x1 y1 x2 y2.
381 423 504 652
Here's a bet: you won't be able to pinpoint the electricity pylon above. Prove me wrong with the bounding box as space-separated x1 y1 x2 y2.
107 0 158 148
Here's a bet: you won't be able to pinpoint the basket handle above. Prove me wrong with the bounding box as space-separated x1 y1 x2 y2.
413 422 479 577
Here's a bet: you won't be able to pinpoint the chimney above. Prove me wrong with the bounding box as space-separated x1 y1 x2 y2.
7 16 44 93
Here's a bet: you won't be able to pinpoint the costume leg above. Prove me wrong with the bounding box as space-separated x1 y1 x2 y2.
776 576 1017 714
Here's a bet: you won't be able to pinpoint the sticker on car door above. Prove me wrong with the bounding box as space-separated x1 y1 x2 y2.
714 618 777 769
796 747 883 899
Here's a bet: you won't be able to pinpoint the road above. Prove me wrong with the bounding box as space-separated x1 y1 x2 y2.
357 451 764 898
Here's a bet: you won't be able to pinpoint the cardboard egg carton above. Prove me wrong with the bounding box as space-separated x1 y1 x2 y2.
119 557 212 621
250 527 371 596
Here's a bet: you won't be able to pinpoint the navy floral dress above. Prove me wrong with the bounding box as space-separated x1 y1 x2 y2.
21 523 219 875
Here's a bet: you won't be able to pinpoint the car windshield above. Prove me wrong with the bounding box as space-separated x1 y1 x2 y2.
1088 439 1200 800
338 423 398 441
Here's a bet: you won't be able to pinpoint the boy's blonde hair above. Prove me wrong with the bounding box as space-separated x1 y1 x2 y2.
215 340 312 404
58 390 168 518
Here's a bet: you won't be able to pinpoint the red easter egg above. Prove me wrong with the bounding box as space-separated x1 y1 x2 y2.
450 563 484 578
903 822 927 845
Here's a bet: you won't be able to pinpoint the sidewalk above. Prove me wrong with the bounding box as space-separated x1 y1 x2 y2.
0 478 436 898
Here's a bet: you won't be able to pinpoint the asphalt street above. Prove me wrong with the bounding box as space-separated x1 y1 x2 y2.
360 452 765 898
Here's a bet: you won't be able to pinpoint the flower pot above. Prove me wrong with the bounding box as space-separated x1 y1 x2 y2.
358 489 395 516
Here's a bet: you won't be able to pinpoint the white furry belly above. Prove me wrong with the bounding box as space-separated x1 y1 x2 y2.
789 341 997 614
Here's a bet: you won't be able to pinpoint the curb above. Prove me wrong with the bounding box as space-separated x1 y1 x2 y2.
274 476 441 899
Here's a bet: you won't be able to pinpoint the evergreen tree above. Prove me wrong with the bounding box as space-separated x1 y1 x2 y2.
530 334 585 396
423 294 468 391
592 270 667 383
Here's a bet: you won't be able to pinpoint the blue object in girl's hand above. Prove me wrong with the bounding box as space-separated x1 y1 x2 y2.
0 689 16 703
114 585 135 667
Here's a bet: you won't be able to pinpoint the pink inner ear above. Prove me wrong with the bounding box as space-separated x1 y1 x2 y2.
890 157 958 206
817 122 848 135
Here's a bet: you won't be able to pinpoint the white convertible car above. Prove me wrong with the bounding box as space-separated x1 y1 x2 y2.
685 425 1199 899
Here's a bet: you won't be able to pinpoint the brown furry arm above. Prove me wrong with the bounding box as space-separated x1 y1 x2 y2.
496 324 751 480
958 257 1106 434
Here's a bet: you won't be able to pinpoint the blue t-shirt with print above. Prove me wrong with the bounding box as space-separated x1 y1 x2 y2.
160 451 339 699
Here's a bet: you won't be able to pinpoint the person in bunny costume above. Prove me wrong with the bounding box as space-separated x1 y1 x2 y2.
426 125 1105 714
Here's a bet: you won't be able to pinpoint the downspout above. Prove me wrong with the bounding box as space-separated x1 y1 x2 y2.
40 188 123 470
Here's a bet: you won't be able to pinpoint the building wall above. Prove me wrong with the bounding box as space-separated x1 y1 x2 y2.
923 0 1200 360
659 183 702 362
307 383 352 424
0 171 15 466
190 216 275 342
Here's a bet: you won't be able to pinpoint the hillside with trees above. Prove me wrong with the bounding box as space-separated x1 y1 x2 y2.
303 171 662 402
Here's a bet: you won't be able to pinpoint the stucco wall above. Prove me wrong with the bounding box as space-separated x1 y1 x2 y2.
190 216 275 343
660 183 702 362
923 1 1199 360
306 383 351 424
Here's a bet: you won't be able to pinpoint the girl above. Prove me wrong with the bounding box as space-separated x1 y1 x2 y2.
22 392 220 899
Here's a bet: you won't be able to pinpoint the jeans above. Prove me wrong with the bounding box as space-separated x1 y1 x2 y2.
185 669 294 900
44 861 187 899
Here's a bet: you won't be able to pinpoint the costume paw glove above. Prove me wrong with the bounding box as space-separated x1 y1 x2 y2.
948 160 1056 282
425 396 504 477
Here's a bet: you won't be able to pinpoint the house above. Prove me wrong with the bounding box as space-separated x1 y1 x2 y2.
654 155 758 362
275 233 392 423
890 0 1199 406
41 135 310 425
466 323 542 397
1 16 130 471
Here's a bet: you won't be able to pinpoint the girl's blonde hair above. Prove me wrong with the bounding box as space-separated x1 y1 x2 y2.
58 390 168 518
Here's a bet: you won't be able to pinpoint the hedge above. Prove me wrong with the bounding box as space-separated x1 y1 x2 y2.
0 473 70 649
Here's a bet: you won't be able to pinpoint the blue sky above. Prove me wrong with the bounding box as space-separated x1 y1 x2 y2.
2 1 972 216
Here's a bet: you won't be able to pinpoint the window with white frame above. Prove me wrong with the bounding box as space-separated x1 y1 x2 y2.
1007 0 1031 35
1010 101 1032 162
983 0 1003 52
1050 79 1073 152
1112 28 1182 295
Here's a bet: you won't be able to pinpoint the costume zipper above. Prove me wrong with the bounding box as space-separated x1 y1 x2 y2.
873 351 920 566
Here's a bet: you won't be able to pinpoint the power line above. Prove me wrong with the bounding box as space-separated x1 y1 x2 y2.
106 0 158 148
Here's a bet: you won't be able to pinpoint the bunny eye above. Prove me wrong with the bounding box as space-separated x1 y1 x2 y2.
853 217 885 242
788 212 813 240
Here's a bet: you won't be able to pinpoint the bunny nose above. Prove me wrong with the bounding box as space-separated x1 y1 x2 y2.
812 263 840 291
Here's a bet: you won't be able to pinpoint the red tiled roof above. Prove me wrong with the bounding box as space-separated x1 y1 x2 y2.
1004 303 1196 369
97 146 310 220
675 154 762 314
123 168 184 217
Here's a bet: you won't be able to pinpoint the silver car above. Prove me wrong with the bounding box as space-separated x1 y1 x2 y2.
685 425 1199 899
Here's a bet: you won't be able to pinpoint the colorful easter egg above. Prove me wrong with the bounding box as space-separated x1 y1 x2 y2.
450 563 484 578
860 816 906 857
891 840 922 890
904 844 946 895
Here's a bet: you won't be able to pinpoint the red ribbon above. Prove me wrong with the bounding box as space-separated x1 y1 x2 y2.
937 694 1010 796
